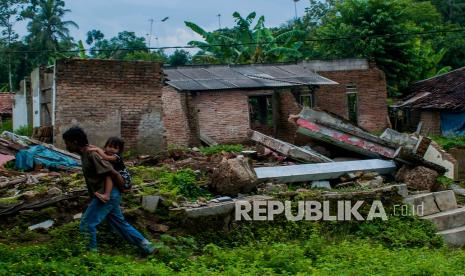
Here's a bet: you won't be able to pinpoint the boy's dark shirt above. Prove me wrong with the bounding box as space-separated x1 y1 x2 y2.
81 150 113 196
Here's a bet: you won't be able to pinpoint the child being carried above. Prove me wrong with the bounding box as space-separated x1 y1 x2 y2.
89 137 132 203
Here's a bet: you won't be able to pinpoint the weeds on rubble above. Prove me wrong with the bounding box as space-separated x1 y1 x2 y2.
431 135 465 150
0 119 12 133
437 175 455 188
14 125 33 137
130 166 211 201
199 144 243 155
0 197 20 205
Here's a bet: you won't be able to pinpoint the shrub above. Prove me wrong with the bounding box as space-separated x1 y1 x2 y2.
199 144 243 155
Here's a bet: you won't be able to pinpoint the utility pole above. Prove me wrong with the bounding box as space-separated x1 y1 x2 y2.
217 14 221 29
148 18 154 48
8 19 13 93
293 0 300 20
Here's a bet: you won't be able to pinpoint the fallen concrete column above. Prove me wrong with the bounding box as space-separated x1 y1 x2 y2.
296 119 397 158
250 130 332 163
254 159 396 183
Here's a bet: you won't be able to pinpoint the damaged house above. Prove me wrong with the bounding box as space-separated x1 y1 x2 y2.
393 67 465 136
0 93 13 127
12 58 389 153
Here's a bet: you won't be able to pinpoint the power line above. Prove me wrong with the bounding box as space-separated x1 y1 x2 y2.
3 27 465 54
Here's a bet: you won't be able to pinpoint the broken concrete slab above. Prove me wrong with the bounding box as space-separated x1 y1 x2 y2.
423 207 465 231
255 159 396 183
451 184 465 196
250 130 332 163
380 128 419 150
404 190 456 217
433 190 457 212
404 193 440 216
311 180 331 189
28 219 54 231
423 142 457 180
142 195 160 212
379 128 432 157
437 225 465 247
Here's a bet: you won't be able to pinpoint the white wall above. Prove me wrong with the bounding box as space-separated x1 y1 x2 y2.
12 91 28 131
31 68 41 128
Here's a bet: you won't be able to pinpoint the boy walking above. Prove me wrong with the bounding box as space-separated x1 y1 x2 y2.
62 126 156 254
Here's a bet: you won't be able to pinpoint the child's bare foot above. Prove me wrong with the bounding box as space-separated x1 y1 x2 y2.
94 192 109 203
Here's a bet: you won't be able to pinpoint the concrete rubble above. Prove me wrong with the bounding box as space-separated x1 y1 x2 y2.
210 155 258 195
254 159 396 183
250 130 332 163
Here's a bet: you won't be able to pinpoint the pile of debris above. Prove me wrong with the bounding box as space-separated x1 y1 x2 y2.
0 131 85 217
249 107 452 192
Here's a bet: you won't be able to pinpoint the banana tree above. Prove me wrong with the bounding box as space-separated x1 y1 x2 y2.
186 12 304 64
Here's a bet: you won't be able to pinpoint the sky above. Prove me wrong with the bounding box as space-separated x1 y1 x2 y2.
14 0 309 53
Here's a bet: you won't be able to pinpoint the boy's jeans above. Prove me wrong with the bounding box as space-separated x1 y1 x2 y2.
79 188 154 253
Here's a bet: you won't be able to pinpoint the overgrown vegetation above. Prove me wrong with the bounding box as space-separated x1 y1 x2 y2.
0 213 457 275
0 118 12 133
199 144 243 155
431 135 465 150
130 166 211 201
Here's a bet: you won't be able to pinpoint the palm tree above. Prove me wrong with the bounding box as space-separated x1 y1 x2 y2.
186 12 304 64
24 0 78 64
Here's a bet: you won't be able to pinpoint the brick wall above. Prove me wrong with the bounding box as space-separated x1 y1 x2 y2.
54 59 166 154
420 111 441 136
315 68 388 132
276 90 301 143
162 86 200 147
0 93 13 117
191 90 251 144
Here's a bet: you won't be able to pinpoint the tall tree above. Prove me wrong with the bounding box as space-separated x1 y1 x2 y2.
23 0 78 65
432 0 465 25
0 0 26 91
186 12 304 64
304 0 444 96
168 49 191 66
88 31 147 60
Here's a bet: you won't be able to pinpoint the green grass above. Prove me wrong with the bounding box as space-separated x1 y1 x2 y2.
0 118 12 133
431 135 465 150
0 234 463 275
199 144 243 155
129 166 211 200
0 210 455 275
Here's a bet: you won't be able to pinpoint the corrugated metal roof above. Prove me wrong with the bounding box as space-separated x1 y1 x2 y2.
164 64 337 91
398 67 465 111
